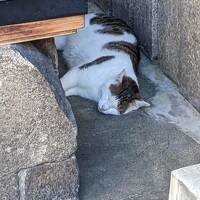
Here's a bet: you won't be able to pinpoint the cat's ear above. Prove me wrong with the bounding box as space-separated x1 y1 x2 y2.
116 69 126 83
125 99 150 114
135 100 151 108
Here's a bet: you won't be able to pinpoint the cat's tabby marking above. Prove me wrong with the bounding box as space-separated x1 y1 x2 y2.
90 14 133 35
103 41 140 73
79 56 115 70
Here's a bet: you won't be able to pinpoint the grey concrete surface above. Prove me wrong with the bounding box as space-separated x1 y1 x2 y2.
61 55 200 200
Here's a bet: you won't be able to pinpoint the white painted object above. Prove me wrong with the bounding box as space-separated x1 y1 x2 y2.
169 164 200 200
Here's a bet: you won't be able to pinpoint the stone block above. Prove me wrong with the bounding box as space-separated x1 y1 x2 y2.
0 41 78 199
158 0 182 83
158 0 200 112
0 174 19 200
112 0 130 22
91 0 112 14
169 164 200 200
18 157 79 200
175 0 200 112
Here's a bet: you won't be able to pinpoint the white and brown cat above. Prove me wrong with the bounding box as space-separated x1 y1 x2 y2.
55 13 150 115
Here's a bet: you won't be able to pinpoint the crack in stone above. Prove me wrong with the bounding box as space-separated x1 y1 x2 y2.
16 155 77 200
18 170 27 200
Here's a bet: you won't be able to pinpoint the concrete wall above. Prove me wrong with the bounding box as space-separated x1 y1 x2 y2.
91 0 200 112
158 0 200 112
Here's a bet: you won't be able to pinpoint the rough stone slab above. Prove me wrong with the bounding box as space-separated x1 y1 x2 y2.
18 156 79 200
112 0 130 22
169 164 200 200
0 43 77 176
158 0 182 84
158 0 200 112
175 0 200 112
0 174 19 200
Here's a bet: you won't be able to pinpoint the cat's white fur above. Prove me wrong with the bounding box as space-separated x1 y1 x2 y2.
55 13 150 115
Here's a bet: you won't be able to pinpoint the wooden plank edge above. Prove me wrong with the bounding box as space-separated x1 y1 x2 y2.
0 29 77 46
0 15 84 45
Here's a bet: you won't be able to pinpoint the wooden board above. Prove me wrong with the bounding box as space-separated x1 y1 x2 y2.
0 0 88 26
0 15 84 45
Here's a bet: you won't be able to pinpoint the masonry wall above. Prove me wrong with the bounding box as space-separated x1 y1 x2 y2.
92 0 200 112
0 40 79 199
158 0 200 112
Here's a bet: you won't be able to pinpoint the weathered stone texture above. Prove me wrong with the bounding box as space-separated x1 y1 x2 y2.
0 44 77 175
112 0 130 22
0 41 78 199
127 0 158 59
0 174 19 200
18 157 79 200
158 0 200 112
158 0 181 81
112 0 155 57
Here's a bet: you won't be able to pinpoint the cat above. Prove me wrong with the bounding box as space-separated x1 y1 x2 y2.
55 13 150 115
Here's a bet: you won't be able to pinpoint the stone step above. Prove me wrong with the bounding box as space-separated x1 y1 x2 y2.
169 164 200 200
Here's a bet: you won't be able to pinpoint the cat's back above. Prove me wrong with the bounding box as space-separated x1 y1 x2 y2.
55 13 138 68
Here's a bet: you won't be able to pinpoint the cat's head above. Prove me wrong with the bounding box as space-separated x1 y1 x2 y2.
98 70 150 115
